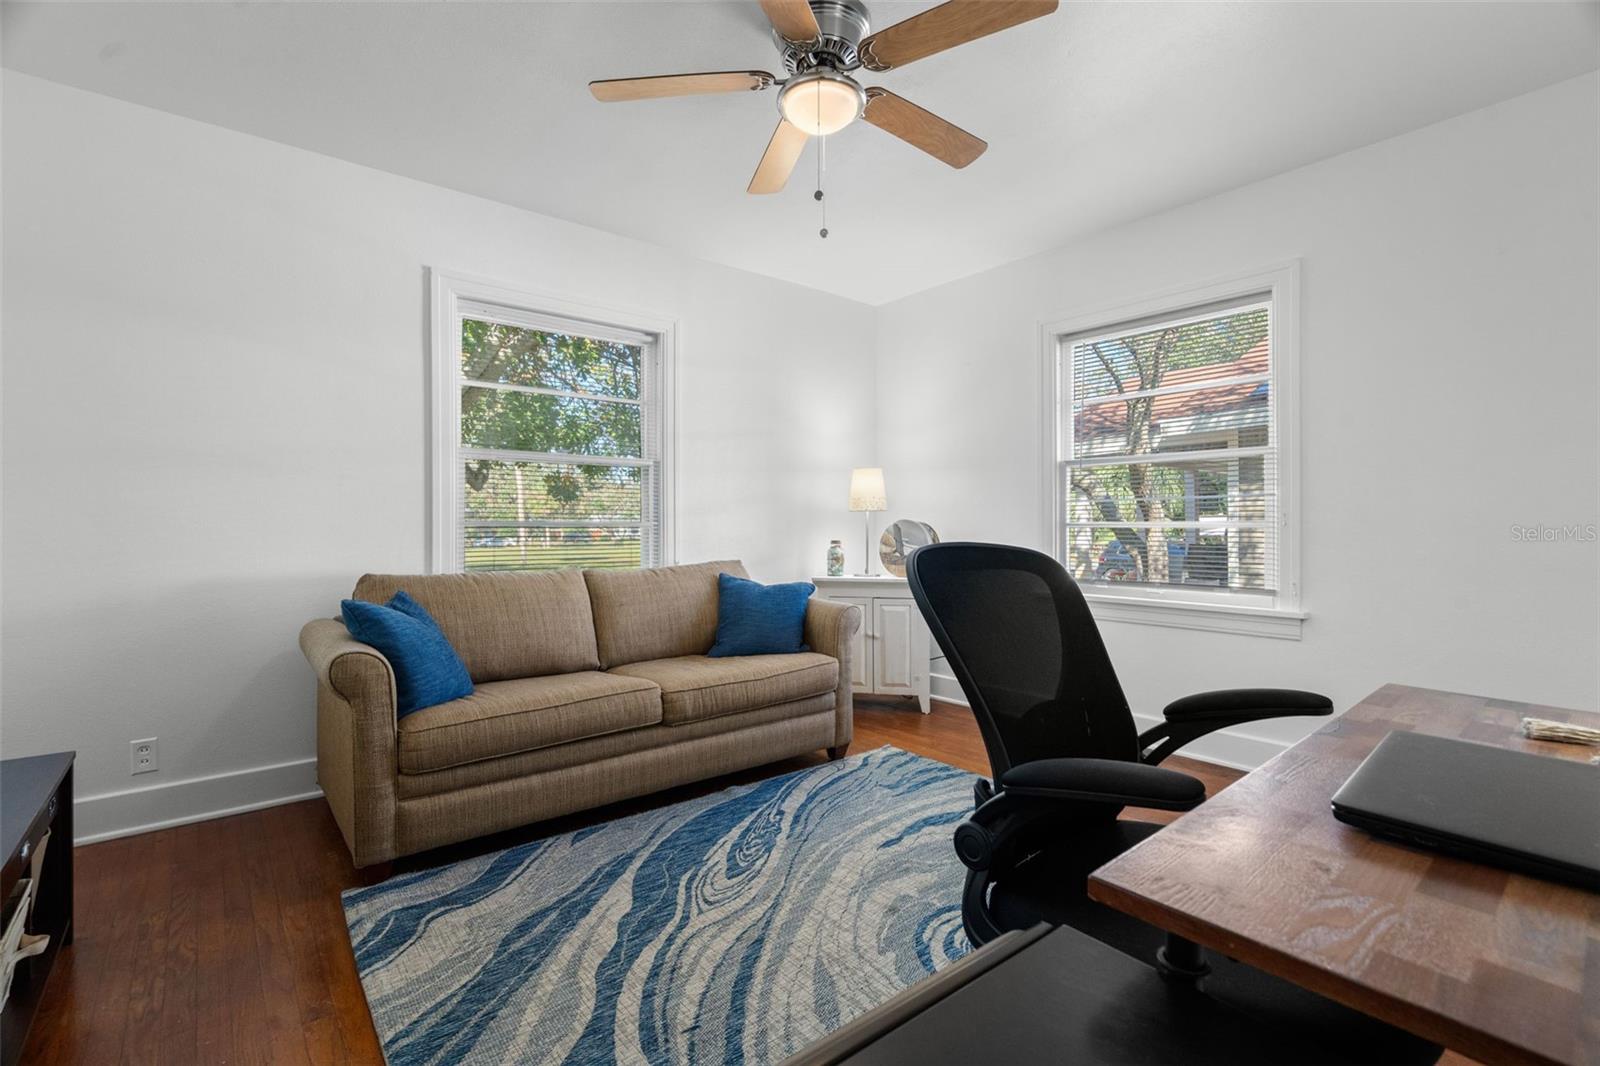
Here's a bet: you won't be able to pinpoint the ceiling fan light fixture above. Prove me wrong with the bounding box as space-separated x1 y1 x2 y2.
778 70 866 136
591 0 1060 194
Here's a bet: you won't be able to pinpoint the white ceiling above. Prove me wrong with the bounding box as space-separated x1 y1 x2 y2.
4 1 1597 304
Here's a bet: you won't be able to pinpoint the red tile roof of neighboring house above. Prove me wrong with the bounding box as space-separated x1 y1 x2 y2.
1078 339 1269 438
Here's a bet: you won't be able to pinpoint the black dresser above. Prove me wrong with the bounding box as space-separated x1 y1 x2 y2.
1 752 74 1066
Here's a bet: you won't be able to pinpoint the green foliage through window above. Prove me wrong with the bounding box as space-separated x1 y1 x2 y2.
459 316 656 572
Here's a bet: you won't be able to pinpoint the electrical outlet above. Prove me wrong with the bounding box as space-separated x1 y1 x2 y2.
130 737 158 776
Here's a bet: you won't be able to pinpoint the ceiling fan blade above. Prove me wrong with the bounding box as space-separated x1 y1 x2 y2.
863 88 986 169
748 119 809 194
589 71 776 102
760 0 822 44
859 0 1058 72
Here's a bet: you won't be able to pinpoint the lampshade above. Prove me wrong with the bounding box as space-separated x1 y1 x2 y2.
778 71 866 137
848 467 887 512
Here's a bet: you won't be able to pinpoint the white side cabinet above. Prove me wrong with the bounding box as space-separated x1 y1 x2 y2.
813 575 931 714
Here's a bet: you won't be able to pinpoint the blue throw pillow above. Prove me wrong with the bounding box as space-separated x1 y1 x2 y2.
340 591 473 717
708 572 816 657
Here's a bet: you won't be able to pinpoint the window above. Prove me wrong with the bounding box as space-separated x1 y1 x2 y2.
431 272 673 573
1043 265 1301 637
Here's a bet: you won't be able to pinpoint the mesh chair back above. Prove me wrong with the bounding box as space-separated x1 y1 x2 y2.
907 542 1139 776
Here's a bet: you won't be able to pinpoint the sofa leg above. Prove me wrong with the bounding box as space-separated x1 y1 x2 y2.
827 745 848 761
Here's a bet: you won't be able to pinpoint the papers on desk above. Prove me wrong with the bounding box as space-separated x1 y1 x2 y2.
1521 716 1600 747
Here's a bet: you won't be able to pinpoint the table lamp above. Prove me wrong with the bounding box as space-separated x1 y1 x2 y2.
848 467 887 576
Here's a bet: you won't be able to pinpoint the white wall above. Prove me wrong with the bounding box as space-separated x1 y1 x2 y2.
0 72 876 840
875 73 1600 765
4 69 1597 842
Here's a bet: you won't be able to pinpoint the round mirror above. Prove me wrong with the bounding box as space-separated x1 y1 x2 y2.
878 519 940 578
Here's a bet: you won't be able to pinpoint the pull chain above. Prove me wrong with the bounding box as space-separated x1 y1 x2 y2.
815 88 828 238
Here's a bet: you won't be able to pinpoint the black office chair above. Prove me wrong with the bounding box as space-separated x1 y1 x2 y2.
907 542 1439 1064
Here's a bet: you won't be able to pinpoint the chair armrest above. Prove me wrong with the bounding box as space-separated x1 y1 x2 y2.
299 617 397 718
1162 688 1332 722
1140 688 1332 765
999 758 1205 812
803 597 862 659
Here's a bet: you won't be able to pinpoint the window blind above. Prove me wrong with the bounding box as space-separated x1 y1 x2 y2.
1060 298 1277 595
456 303 663 572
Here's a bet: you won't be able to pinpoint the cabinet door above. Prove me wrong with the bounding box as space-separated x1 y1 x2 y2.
872 599 924 696
834 597 872 692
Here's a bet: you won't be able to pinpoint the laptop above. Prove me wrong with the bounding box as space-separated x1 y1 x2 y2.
1330 730 1600 890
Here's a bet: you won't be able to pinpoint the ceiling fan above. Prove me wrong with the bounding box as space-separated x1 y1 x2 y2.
589 0 1059 195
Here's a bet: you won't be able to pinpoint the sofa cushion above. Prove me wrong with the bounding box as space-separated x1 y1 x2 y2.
584 560 748 669
353 570 600 683
395 694 837 799
396 671 661 774
610 653 838 726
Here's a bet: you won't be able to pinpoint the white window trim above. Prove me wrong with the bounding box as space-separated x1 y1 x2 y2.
1038 261 1304 639
428 268 677 574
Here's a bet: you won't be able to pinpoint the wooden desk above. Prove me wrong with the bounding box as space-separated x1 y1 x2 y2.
1088 685 1599 1066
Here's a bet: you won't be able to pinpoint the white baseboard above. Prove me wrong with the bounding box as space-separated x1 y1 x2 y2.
928 672 1289 772
929 671 967 705
75 756 322 844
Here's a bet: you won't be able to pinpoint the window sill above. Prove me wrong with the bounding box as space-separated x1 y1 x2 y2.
1083 594 1306 640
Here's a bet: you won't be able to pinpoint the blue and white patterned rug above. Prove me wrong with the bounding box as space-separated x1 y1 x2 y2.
343 746 976 1066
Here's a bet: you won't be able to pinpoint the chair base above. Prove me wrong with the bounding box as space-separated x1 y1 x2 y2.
1155 934 1212 982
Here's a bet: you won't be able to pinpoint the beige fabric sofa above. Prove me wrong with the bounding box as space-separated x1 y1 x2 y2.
298 560 859 867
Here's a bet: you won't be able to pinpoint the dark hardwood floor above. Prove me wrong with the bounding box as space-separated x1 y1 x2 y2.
20 700 1244 1064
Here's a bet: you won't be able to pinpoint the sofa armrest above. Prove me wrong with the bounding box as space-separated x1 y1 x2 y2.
299 618 398 717
300 617 401 866
805 597 862 659
804 598 861 749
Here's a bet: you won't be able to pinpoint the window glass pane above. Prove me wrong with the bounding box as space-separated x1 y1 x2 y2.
1067 458 1271 525
465 459 642 522
1070 305 1268 403
465 527 642 571
1073 381 1269 460
463 459 645 571
461 318 641 399
1064 524 1271 591
1061 297 1279 599
461 387 641 458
